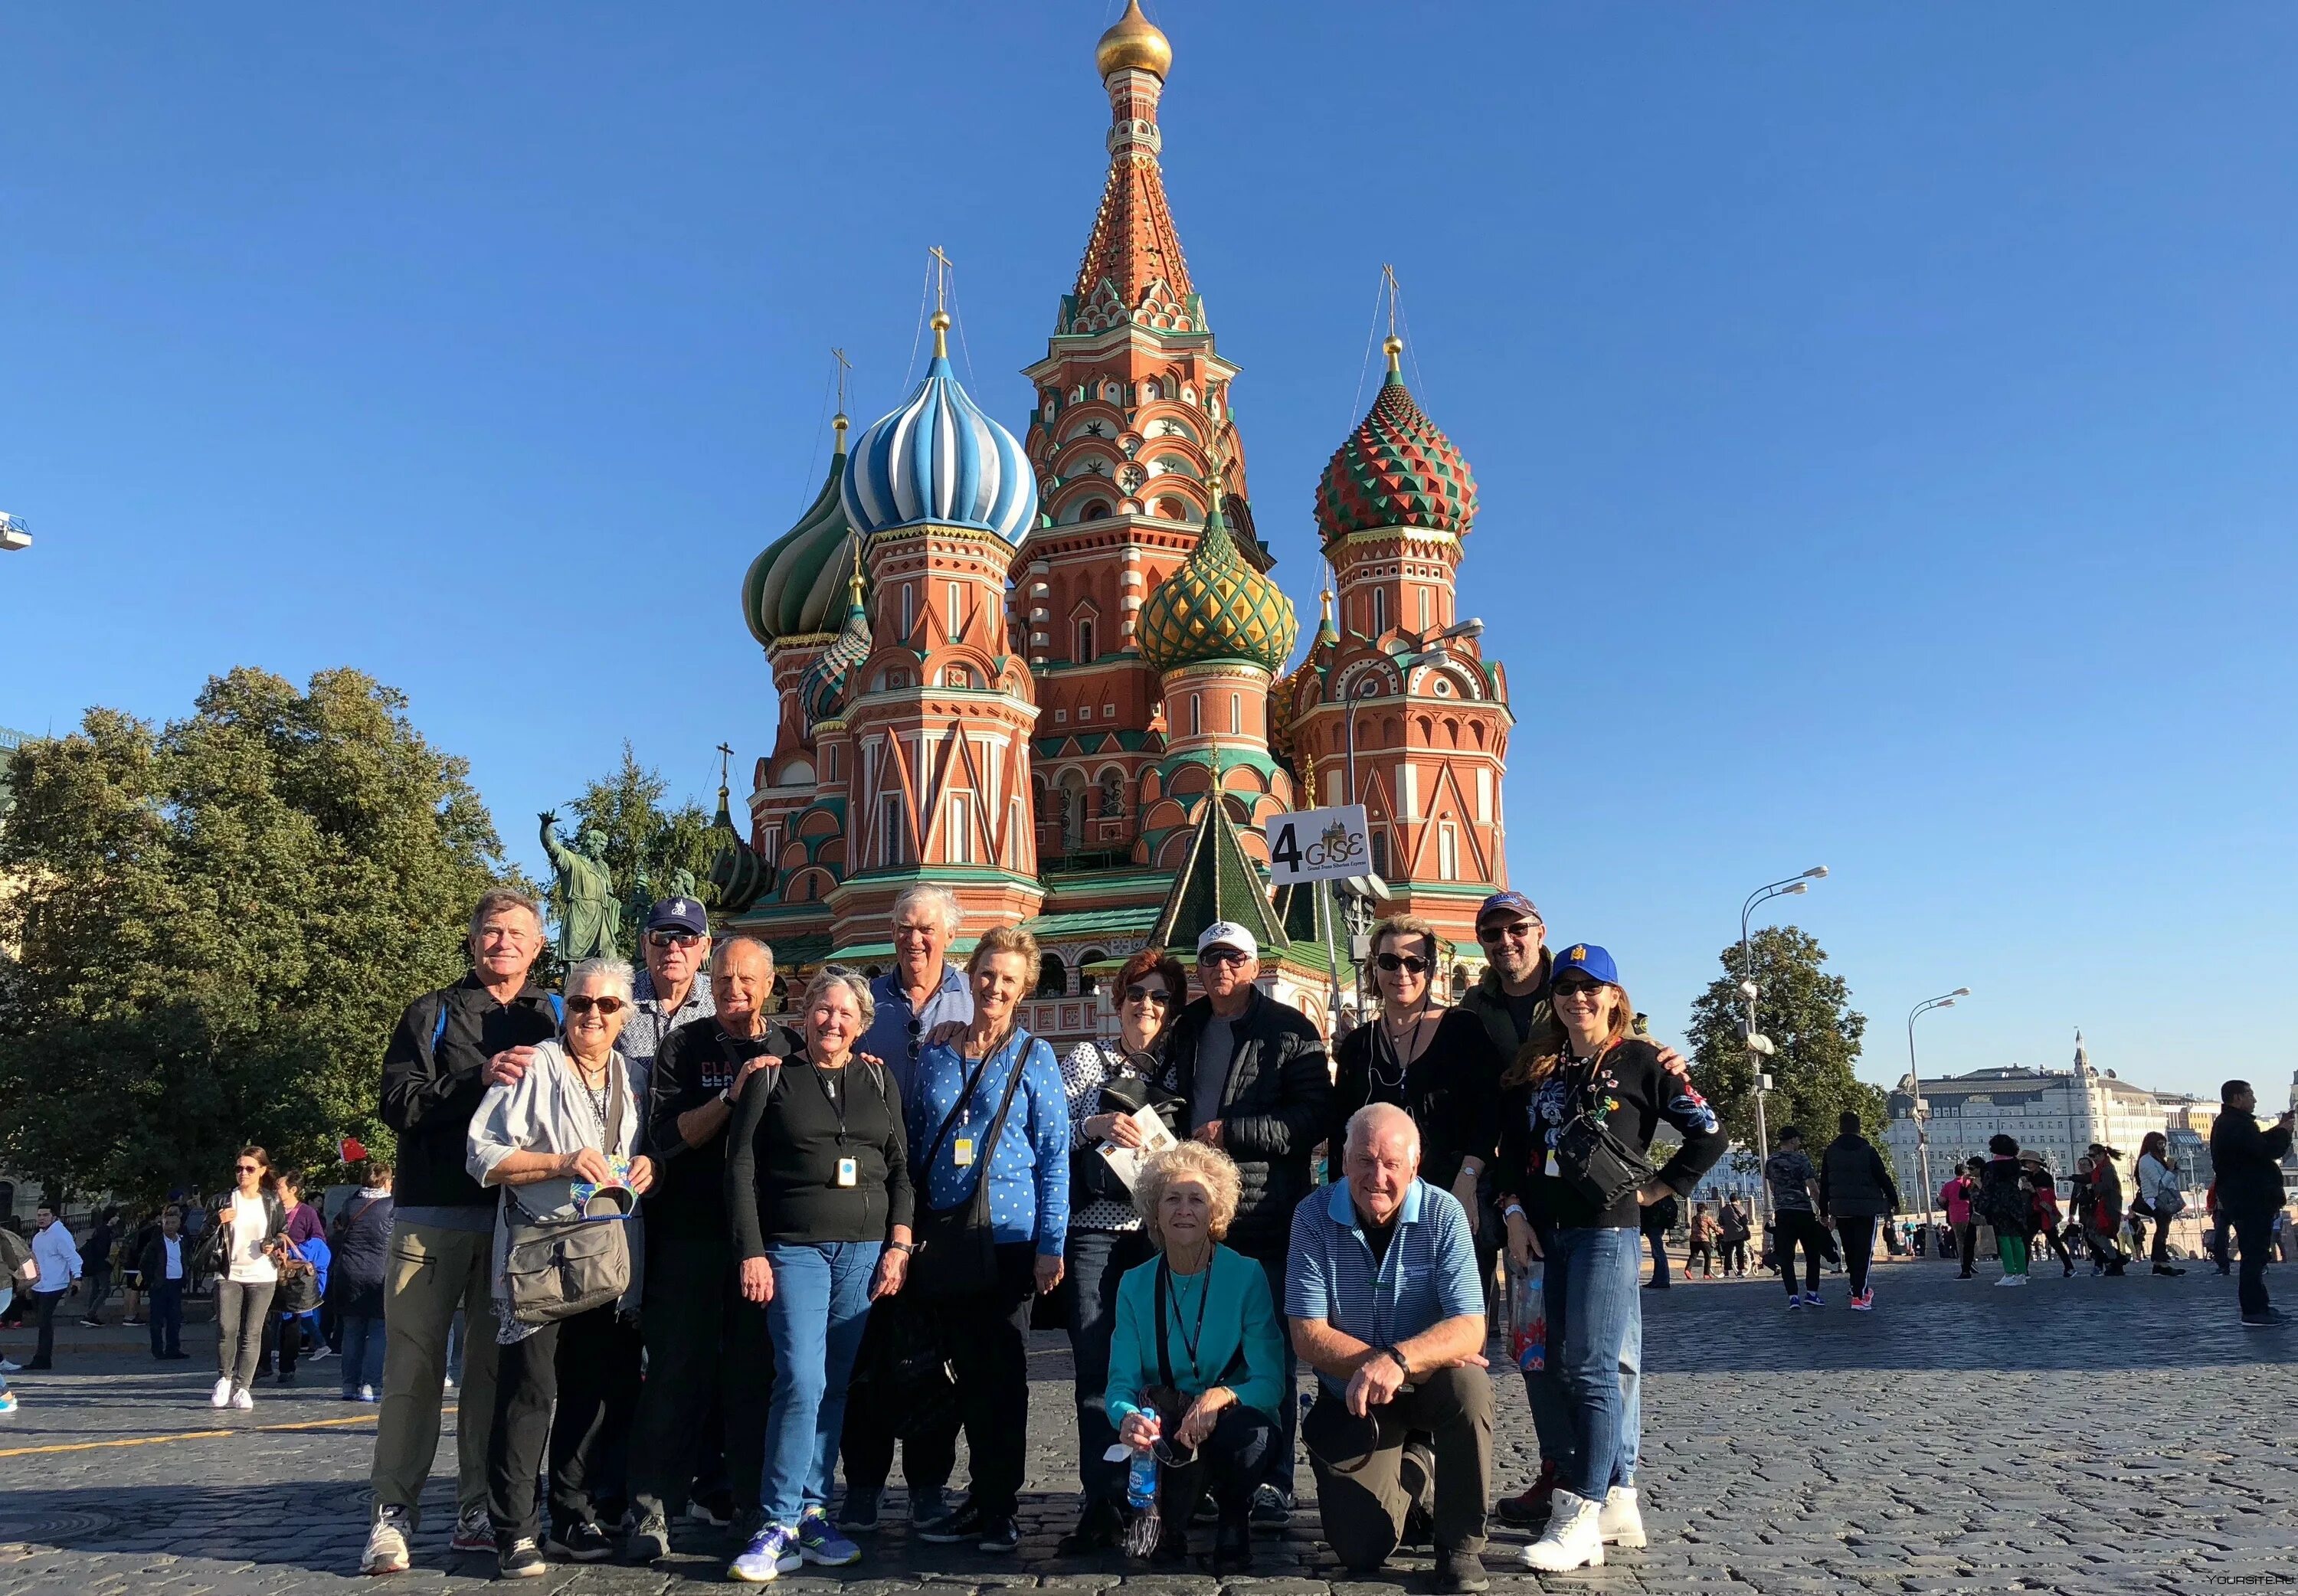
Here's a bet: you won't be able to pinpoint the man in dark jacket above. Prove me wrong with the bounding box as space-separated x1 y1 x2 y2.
1154 921 1329 1522
2209 1080 2296 1327
361 887 561 1575
1818 1111 1900 1311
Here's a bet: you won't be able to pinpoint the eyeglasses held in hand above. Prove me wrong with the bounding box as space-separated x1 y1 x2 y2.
1375 953 1428 974
565 995 627 1015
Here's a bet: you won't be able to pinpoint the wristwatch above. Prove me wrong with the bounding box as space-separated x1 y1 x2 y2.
887 1241 919 1256
1381 1346 1410 1376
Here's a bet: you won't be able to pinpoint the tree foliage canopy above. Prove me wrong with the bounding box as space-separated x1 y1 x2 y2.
562 742 719 957
0 668 516 1202
1684 925 1890 1175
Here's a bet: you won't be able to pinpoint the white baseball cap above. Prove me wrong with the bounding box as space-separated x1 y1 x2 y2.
1196 922 1257 960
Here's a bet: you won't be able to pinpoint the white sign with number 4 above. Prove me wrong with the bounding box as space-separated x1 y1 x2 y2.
1263 804 1371 887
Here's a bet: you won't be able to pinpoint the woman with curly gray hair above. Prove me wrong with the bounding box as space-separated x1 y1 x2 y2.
1104 1143 1285 1571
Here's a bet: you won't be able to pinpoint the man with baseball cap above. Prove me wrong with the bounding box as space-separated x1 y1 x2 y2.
1154 921 1330 1524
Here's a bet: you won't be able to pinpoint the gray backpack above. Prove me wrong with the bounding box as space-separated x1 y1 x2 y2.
500 1055 633 1326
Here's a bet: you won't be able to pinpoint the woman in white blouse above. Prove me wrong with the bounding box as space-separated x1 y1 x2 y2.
208 1147 287 1411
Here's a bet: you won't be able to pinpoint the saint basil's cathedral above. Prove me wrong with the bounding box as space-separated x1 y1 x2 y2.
722 2 1514 1043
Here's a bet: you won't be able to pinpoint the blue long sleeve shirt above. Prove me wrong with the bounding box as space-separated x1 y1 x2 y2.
907 1030 1069 1256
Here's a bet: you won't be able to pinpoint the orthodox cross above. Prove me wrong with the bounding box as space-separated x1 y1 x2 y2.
831 346 851 414
715 742 735 793
929 245 955 314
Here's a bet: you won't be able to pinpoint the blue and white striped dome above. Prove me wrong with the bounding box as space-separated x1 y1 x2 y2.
841 347 1038 542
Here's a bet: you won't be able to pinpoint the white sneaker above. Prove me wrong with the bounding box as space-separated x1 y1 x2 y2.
362 1506 413 1575
1521 1489 1606 1571
1599 1485 1647 1548
231 1385 254 1410
0 1358 21 1372
1995 1274 2024 1287
211 1377 234 1408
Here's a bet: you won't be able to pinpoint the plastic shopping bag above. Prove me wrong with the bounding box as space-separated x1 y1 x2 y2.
1510 1262 1547 1373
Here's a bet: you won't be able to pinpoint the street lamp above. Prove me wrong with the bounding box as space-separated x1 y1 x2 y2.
1740 866 1828 1218
1906 987 1970 1232
0 512 30 553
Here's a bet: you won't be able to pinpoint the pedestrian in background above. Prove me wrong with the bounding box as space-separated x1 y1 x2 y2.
2133 1133 2187 1277
123 1208 160 1326
329 1163 394 1401
1717 1196 1751 1277
209 1147 289 1408
1638 1192 1676 1290
1976 1136 2032 1288
1764 1129 1828 1308
25 1203 80 1369
2023 1156 2074 1278
138 1205 192 1359
77 1208 117 1327
2208 1079 2294 1327
1687 1205 1718 1280
257 1170 328 1384
1942 1161 1981 1279
1818 1111 1899 1312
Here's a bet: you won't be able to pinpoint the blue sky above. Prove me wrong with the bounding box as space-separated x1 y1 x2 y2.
4 4 2293 1102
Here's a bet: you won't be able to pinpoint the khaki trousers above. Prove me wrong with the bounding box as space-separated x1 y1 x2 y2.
370 1218 502 1526
1308 1363 1494 1568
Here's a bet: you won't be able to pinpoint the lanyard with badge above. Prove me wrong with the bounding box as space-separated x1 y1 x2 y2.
950 1029 1013 1171
813 1056 860 1188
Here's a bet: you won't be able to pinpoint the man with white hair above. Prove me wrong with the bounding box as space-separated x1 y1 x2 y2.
1287 1104 1494 1593
837 883 975 1532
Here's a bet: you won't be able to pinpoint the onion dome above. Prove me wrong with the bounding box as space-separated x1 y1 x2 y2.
1314 335 1478 545
841 315 1037 543
1138 494 1299 676
1096 0 1172 80
745 416 862 649
798 561 873 733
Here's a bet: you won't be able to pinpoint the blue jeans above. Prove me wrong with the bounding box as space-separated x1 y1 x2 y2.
341 1314 386 1393
761 1241 882 1526
148 1279 185 1357
1542 1226 1643 1502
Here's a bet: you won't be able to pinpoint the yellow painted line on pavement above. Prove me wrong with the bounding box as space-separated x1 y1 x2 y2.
0 1412 375 1460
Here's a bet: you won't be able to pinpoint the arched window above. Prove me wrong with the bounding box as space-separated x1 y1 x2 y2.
1060 770 1088 850
1079 949 1108 996
901 583 916 639
1370 829 1390 879
1082 500 1111 522
1190 694 1202 736
1372 587 1388 635
1076 617 1095 662
1142 378 1163 401
1229 692 1241 734
1036 954 1068 997
1103 381 1123 402
1098 769 1124 818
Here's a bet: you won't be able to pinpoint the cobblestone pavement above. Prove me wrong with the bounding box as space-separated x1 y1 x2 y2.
2 1255 2293 1595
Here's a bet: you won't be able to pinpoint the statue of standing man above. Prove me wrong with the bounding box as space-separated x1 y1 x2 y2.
540 811 624 964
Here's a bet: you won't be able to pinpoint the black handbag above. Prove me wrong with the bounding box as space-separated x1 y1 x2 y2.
851 1294 964 1441
1550 1052 1655 1210
907 1034 1032 1299
1071 1049 1179 1206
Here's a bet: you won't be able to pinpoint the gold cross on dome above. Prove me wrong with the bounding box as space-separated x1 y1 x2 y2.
928 245 955 314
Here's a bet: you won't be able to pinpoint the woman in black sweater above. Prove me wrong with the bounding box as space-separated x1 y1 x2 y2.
1326 914 1504 1208
1495 944 1725 1572
725 967 914 1579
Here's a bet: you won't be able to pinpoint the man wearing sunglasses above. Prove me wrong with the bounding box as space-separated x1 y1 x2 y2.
1154 922 1330 1527
366 888 563 1575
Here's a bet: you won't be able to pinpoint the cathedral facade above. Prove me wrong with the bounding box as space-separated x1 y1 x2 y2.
727 3 1515 1046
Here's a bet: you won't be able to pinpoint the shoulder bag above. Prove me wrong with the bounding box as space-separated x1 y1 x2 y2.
1550 1048 1655 1211
501 1055 633 1326
275 1234 323 1315
907 1032 1032 1299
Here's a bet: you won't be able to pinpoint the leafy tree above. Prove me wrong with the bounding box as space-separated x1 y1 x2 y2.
0 668 519 1203
1685 925 1890 1178
562 742 719 957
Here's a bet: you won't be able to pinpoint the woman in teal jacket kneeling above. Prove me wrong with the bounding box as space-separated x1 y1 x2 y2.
1107 1142 1286 1571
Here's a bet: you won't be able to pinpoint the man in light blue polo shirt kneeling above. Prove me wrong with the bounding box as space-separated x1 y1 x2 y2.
1286 1104 1494 1593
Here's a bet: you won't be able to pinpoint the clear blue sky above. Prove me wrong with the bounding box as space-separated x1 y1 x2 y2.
5 5 2293 1102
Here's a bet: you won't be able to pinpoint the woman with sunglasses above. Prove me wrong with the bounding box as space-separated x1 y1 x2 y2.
1056 949 1187 1553
208 1146 289 1410
1497 945 1724 1571
1327 916 1504 1220
467 957 656 1578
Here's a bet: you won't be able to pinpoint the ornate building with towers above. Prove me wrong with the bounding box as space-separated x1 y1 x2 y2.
726 2 1515 1046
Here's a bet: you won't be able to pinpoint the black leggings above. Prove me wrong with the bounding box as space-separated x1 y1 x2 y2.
1776 1212 1829 1294
1835 1215 1877 1295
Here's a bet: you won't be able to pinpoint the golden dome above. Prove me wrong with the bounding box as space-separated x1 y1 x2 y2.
1095 0 1172 80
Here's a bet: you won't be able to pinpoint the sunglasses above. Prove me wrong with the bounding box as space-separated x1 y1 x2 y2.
1375 953 1429 975
1124 985 1173 1006
1200 948 1250 967
235 1163 261 1173
565 995 627 1016
1477 921 1540 944
1551 980 1606 999
647 930 702 949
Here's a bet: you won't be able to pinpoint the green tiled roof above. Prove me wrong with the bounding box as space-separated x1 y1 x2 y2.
1021 904 1161 942
1149 790 1287 956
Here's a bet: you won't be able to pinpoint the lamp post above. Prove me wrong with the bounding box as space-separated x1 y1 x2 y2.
1740 866 1828 1218
1906 988 1970 1232
0 512 30 553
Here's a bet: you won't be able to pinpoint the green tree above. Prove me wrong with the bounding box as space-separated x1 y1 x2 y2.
1685 925 1889 1177
564 742 719 957
0 668 519 1203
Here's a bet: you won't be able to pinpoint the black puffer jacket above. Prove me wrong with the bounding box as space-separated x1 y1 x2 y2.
1818 1133 1900 1218
1154 988 1330 1254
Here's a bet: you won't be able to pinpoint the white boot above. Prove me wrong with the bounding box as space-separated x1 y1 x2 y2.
1599 1485 1646 1548
1520 1490 1605 1571
211 1377 233 1408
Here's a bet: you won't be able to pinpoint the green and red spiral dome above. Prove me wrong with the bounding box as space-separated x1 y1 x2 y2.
1314 338 1478 545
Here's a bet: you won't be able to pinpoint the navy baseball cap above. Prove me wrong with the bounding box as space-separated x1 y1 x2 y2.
645 897 709 936
1550 942 1620 987
1475 890 1542 927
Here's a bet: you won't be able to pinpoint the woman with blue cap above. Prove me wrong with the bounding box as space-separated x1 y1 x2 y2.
1494 944 1726 1571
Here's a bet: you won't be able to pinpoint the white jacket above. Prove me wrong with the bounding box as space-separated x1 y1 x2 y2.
466 1039 643 1313
31 1222 81 1293
2137 1152 2179 1210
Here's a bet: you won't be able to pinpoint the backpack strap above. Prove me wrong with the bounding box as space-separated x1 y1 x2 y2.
431 993 452 1051
549 993 565 1028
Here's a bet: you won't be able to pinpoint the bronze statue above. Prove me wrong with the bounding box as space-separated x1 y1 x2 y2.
539 812 623 964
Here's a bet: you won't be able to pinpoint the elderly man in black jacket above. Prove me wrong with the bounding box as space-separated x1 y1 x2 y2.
2209 1079 2296 1327
1154 921 1330 1523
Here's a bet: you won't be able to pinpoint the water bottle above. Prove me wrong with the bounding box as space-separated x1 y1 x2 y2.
1127 1447 1157 1513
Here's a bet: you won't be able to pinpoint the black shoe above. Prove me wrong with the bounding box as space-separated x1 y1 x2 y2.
1212 1513 1252 1573
1437 1548 1491 1594
545 1519 614 1562
915 1500 987 1545
24 1360 51 1371
625 1513 671 1564
2240 1309 2291 1328
1191 1493 1219 1525
686 1489 735 1528
277 1372 296 1386
1400 1500 1435 1549
496 1536 547 1578
732 1503 766 1544
976 1514 1020 1553
1056 1498 1124 1555
2152 1264 2186 1277
1249 1483 1291 1529
78 1316 104 1327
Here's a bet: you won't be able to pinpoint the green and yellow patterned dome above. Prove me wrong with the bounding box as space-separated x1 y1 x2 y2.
1138 496 1299 677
